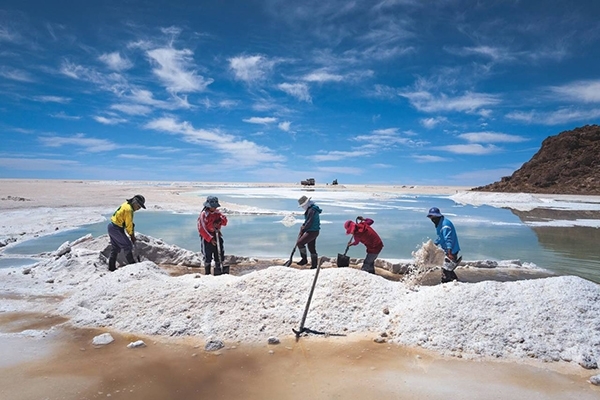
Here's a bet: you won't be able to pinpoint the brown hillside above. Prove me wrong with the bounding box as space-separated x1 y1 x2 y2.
473 124 600 195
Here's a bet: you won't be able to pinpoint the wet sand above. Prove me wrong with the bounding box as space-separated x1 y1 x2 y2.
1 312 598 400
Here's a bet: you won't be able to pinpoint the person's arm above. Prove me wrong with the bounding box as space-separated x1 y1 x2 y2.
301 207 316 233
440 225 455 257
124 208 135 237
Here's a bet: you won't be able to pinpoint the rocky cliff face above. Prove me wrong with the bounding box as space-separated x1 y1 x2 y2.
473 125 600 195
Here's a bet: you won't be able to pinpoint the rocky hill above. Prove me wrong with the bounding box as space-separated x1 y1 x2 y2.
473 124 600 195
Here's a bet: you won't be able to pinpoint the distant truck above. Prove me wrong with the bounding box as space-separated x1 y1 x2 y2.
301 178 315 186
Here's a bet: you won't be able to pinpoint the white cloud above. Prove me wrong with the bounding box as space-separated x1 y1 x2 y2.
309 150 372 162
550 80 600 103
354 128 425 149
302 70 344 82
99 52 133 71
110 103 152 115
420 117 447 129
278 82 312 102
33 95 71 103
0 157 79 171
229 55 276 83
0 67 34 82
400 90 501 113
38 134 119 153
506 108 600 125
147 47 213 93
440 144 500 155
49 112 80 120
413 155 449 162
94 116 127 125
144 117 285 166
243 117 278 124
278 121 291 131
458 132 528 143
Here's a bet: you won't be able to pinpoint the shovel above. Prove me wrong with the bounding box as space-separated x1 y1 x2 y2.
215 228 229 274
283 232 302 267
336 243 351 267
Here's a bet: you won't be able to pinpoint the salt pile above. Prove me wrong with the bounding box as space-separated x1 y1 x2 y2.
1 233 599 370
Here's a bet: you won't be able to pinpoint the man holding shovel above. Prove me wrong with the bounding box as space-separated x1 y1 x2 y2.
296 196 322 269
107 194 146 272
198 196 228 275
343 216 383 274
426 207 461 283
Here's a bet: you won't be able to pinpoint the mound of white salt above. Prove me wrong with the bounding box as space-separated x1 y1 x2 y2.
1 234 599 370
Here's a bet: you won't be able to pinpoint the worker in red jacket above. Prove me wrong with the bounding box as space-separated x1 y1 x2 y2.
344 216 384 274
197 196 228 275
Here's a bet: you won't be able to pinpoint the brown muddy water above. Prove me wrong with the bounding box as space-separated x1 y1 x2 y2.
0 312 598 400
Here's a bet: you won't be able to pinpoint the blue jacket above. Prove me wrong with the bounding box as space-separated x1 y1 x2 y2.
435 216 461 255
302 203 322 232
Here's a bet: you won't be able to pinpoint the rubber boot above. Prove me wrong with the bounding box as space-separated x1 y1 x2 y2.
108 257 117 272
125 251 136 265
296 248 308 266
204 265 211 275
441 269 456 283
310 254 318 269
213 264 222 276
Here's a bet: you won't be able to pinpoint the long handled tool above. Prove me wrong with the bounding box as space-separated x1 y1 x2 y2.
215 228 229 274
292 257 345 340
283 232 302 267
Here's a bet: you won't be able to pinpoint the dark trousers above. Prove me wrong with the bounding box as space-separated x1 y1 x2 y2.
201 236 225 267
296 231 319 255
107 223 134 269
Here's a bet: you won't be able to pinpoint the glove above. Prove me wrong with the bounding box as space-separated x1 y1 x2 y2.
446 250 455 261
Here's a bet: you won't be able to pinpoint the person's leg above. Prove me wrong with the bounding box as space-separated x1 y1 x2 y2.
361 253 378 274
295 232 313 266
201 239 215 275
306 232 319 269
107 223 130 271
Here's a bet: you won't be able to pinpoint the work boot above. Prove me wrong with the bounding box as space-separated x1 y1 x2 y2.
125 251 136 265
296 248 308 266
108 257 117 272
310 254 319 269
204 265 211 275
213 265 222 276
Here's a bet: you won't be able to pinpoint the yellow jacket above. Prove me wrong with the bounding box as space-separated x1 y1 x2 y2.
110 201 135 236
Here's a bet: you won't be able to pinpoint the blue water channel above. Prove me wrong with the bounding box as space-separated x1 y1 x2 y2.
3 189 600 283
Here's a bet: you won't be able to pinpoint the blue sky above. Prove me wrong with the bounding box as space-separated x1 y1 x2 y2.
1 0 599 186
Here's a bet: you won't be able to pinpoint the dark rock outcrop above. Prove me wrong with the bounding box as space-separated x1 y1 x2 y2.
473 125 600 195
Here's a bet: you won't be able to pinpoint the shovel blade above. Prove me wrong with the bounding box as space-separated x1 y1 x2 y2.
222 265 230 274
337 254 350 267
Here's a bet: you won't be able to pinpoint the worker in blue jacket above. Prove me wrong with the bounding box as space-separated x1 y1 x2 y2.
427 207 461 283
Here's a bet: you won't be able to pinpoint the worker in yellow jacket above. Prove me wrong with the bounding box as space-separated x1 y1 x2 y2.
107 194 146 272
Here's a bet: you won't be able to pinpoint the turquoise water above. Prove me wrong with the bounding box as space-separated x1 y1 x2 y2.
3 191 600 283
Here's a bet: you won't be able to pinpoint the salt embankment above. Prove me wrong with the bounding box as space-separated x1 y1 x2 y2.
0 233 598 371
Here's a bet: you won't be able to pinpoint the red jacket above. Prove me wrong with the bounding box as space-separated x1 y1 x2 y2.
197 209 228 242
350 218 383 254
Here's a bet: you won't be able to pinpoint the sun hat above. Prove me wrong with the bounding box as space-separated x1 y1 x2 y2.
344 220 356 235
427 207 443 218
129 194 146 209
298 195 311 208
204 195 220 208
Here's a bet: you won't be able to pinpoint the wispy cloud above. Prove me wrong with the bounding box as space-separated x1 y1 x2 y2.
0 157 79 171
413 155 450 162
99 52 133 71
420 117 447 129
278 82 312 102
147 47 213 93
117 154 167 160
229 55 277 83
278 121 291 131
110 104 152 115
354 128 425 149
50 112 80 120
34 95 71 103
400 90 501 114
506 108 600 125
549 80 600 103
0 67 34 82
309 150 372 162
458 132 528 143
243 117 278 124
302 70 344 83
144 117 285 165
94 115 127 125
38 134 119 152
316 166 363 174
439 144 500 155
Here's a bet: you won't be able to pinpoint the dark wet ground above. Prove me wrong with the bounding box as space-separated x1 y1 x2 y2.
0 311 598 400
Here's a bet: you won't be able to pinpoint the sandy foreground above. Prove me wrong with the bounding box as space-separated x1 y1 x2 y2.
1 179 600 399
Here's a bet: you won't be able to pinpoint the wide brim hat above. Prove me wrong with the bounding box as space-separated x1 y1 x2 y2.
344 220 356 235
427 207 443 218
298 195 311 208
204 196 221 208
